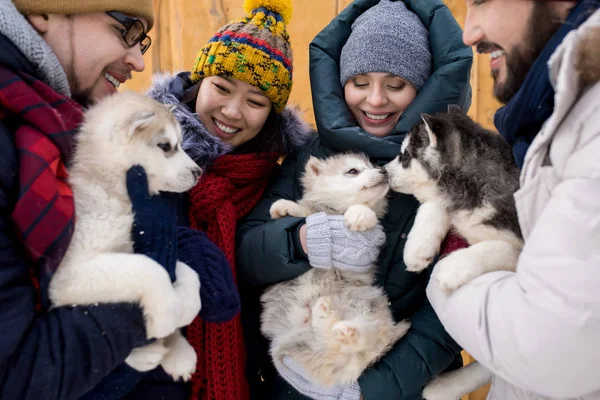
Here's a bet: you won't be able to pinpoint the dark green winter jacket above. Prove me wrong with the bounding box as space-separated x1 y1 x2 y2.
237 1 473 399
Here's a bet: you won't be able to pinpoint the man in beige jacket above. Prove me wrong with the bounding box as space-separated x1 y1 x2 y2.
427 0 600 399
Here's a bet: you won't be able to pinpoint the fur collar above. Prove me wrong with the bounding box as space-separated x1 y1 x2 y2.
147 72 311 170
574 10 600 86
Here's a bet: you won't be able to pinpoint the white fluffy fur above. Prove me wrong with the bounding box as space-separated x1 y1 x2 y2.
262 154 410 387
384 117 523 399
48 92 202 381
422 360 493 400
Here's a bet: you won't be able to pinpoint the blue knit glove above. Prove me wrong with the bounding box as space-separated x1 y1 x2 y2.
306 212 386 272
177 226 240 323
127 165 179 282
275 356 362 400
82 167 183 400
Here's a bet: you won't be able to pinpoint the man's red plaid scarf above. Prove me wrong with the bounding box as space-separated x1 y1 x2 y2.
0 65 82 308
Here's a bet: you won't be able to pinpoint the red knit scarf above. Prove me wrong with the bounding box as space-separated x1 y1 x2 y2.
187 152 282 400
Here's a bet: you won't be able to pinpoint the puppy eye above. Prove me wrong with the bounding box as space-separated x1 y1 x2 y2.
346 168 359 175
157 143 172 152
401 151 412 168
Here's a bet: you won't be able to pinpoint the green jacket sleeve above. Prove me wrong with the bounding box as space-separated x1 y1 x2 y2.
237 150 312 287
359 296 463 399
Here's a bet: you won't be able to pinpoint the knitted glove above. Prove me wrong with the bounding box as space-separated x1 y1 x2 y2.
177 226 240 323
276 356 361 400
306 212 386 272
126 165 179 282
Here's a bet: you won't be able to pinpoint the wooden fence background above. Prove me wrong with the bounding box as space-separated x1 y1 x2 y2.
123 1 499 398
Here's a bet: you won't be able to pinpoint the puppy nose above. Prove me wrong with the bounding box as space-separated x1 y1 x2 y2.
192 167 202 179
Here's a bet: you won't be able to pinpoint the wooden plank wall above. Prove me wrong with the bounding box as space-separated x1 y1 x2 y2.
123 1 499 399
123 0 501 130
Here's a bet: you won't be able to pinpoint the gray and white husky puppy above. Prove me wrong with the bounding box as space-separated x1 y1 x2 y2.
261 153 410 388
384 106 523 399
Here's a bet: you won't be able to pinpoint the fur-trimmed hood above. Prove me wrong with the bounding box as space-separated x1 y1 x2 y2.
541 7 600 151
576 19 600 86
147 72 311 171
550 7 599 88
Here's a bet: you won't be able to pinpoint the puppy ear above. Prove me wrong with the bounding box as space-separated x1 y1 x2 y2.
421 113 439 148
128 111 156 137
447 104 463 114
305 156 323 176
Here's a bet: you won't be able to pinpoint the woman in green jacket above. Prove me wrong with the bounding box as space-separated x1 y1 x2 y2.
237 1 473 399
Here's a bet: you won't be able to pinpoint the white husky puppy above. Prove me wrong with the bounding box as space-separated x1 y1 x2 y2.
261 153 410 388
48 92 202 381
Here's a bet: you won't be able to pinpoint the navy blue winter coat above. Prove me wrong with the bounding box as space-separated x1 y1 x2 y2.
0 32 150 400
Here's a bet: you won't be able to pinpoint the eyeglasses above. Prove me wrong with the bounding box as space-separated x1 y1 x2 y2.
106 11 152 55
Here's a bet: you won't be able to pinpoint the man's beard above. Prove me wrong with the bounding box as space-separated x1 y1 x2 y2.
493 3 564 104
70 80 95 109
67 59 95 109
65 16 95 109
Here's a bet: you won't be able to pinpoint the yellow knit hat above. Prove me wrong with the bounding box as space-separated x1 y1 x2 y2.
190 0 293 113
13 0 155 31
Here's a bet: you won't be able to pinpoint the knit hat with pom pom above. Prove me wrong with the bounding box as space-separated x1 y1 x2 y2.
190 0 294 112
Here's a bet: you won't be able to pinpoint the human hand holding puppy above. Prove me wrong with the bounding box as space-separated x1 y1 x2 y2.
127 165 180 282
298 213 385 272
126 165 201 330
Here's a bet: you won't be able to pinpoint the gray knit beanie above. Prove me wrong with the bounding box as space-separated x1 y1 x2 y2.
340 0 431 91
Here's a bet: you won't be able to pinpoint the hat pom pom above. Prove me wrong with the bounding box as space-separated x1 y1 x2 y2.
243 0 292 24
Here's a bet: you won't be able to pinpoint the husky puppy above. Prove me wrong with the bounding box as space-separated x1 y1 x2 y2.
384 106 522 399
261 154 410 388
48 92 202 381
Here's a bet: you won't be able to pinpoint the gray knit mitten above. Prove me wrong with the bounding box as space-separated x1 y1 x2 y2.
305 212 385 272
277 356 362 400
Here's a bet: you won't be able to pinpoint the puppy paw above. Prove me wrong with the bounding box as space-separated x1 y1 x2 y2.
270 200 297 219
312 296 335 319
311 296 340 334
422 375 462 400
125 340 169 372
332 321 360 346
141 287 180 339
161 331 197 382
392 319 412 340
283 302 312 329
434 252 482 293
173 261 201 327
404 231 439 272
344 205 378 231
